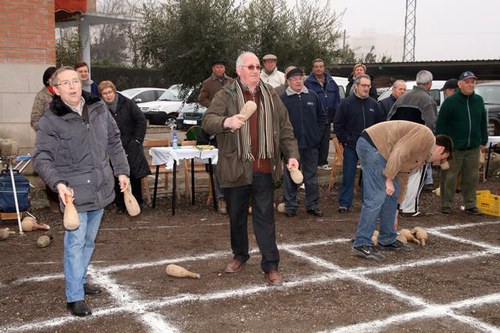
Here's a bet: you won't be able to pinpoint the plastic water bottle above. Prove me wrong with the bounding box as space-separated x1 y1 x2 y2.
172 129 178 149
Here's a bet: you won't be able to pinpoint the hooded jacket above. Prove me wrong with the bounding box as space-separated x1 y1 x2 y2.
34 92 129 212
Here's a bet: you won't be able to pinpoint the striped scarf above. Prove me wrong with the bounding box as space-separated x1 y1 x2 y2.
235 82 275 161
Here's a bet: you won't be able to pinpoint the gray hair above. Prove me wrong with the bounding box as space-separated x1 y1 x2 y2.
236 51 257 68
416 70 433 85
392 79 406 88
51 66 79 86
354 74 371 85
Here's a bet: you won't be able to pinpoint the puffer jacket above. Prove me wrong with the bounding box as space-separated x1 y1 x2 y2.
34 92 129 212
202 80 299 188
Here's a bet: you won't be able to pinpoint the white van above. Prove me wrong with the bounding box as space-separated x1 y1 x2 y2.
378 80 447 110
332 76 349 99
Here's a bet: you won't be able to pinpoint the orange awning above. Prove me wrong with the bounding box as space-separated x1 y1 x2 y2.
55 0 86 14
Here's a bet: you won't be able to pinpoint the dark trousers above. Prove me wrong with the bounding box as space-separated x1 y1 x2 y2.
224 172 279 273
114 176 143 210
318 123 331 166
283 148 319 211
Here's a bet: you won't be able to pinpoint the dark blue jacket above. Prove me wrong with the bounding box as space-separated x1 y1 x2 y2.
281 88 327 150
378 94 397 117
334 94 385 149
305 72 341 123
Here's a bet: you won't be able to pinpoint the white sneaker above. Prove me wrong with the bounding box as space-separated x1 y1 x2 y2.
318 164 332 171
299 184 305 190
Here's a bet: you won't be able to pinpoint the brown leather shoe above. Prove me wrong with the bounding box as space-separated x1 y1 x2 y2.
224 259 244 273
266 269 283 286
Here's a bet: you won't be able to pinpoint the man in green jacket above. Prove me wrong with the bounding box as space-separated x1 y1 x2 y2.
436 71 488 215
203 51 299 286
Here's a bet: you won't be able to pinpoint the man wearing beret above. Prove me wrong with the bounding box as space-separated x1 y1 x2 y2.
436 71 488 215
260 54 285 88
280 67 327 217
199 60 234 108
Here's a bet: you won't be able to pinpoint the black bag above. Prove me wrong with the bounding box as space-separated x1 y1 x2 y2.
0 169 30 212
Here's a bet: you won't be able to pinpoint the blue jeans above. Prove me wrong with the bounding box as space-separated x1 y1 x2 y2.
223 173 279 272
64 209 104 302
339 145 358 208
353 138 399 247
283 148 319 211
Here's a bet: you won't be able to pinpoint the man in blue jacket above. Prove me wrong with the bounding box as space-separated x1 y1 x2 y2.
305 58 341 171
334 74 385 213
281 67 327 217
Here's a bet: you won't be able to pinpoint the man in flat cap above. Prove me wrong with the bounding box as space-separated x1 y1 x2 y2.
199 60 234 108
280 67 327 217
436 71 488 215
260 54 285 88
198 60 234 214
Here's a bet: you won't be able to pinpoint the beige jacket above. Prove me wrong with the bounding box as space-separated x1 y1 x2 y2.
365 120 435 201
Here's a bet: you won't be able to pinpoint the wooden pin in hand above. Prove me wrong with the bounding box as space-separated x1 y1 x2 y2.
123 183 141 216
64 193 79 230
288 166 303 184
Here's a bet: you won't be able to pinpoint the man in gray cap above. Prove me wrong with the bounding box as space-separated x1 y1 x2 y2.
436 71 488 215
260 54 285 88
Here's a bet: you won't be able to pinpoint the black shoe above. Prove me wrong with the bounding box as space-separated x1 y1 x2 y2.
84 283 102 295
464 207 482 215
338 206 349 213
378 240 411 252
67 300 92 317
352 245 385 261
424 184 434 191
441 208 451 214
285 210 297 218
307 208 324 217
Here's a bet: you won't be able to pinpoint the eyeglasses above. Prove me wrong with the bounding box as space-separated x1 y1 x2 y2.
56 78 81 88
288 76 303 82
241 65 261 71
357 83 371 88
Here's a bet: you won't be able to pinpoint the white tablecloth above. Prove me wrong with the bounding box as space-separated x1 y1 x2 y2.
487 136 500 146
149 146 219 169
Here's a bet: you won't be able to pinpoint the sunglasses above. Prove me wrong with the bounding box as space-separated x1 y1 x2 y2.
241 65 261 71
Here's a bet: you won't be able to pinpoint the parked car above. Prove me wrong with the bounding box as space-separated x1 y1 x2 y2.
475 82 500 136
137 85 193 126
120 87 168 104
377 80 446 111
176 103 207 130
332 76 349 99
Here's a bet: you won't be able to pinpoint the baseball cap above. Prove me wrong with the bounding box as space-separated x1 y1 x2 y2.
440 78 458 91
459 71 477 81
262 54 277 61
286 67 304 80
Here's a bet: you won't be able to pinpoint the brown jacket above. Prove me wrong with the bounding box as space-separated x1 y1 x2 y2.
365 120 435 201
198 74 234 107
202 80 299 188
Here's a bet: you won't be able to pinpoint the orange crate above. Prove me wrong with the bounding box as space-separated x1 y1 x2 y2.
476 190 500 216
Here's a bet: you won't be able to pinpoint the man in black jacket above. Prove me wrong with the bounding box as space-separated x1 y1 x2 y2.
280 67 327 217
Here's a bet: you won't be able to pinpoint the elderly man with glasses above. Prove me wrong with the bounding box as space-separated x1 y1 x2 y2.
203 52 299 286
34 66 129 317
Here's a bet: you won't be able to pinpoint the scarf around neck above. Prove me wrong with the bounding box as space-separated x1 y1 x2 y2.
235 81 275 161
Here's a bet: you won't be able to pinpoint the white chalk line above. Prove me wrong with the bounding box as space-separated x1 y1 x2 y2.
3 221 500 332
285 247 500 333
89 267 177 333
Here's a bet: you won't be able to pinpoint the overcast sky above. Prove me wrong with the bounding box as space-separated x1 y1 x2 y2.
304 0 500 61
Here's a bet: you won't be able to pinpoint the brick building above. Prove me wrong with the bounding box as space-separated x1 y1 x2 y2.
0 0 56 152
